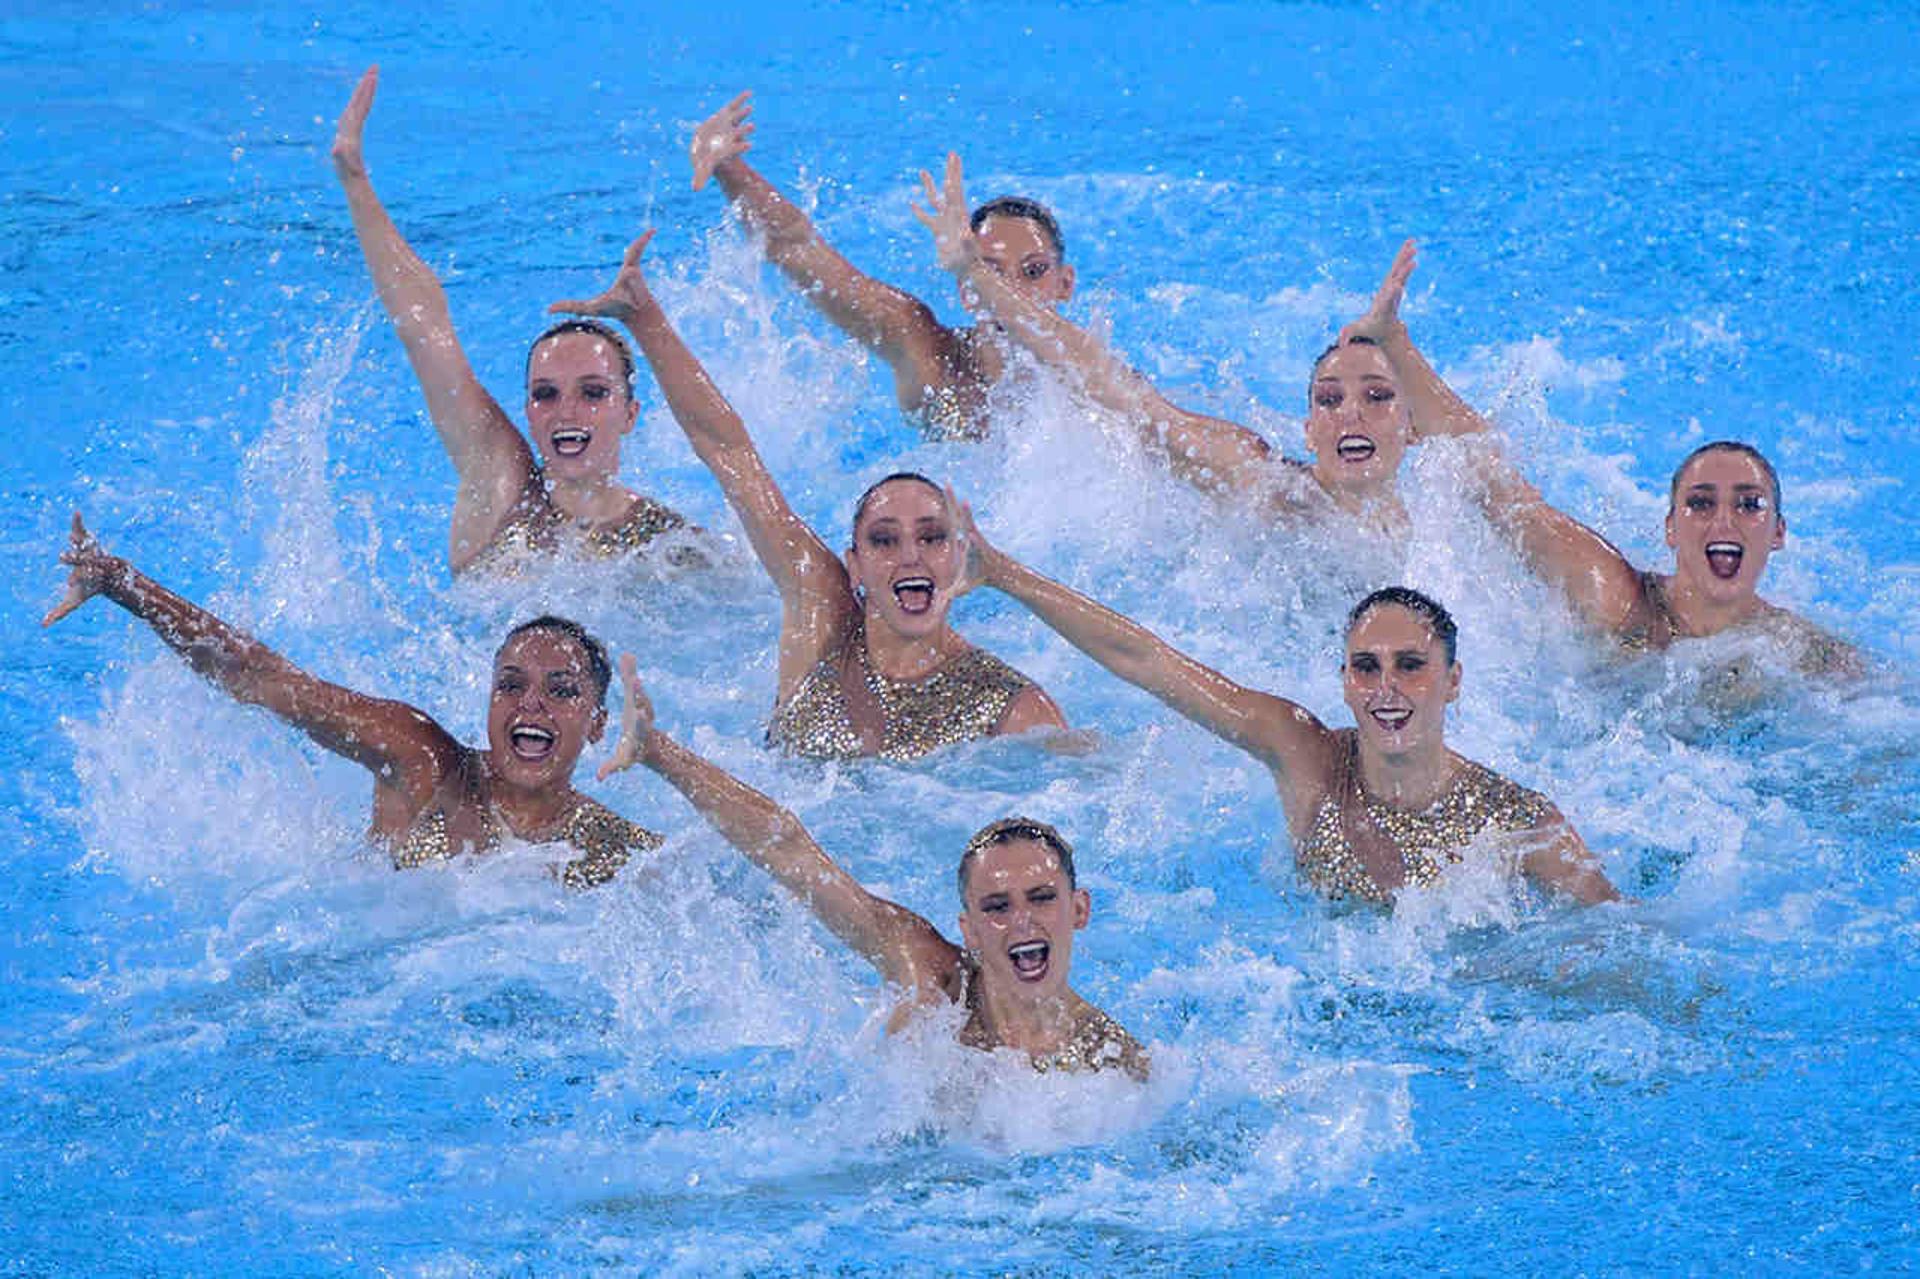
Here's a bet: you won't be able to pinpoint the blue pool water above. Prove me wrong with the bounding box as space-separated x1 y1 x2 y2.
5 3 1918 1274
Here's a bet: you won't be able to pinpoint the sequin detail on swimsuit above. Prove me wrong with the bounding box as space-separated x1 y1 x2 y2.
392 787 662 889
1296 730 1551 903
466 467 688 576
956 958 1147 1078
766 622 1034 762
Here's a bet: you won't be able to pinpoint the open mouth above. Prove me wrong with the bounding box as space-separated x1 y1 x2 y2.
1705 540 1744 581
1008 940 1050 982
892 576 936 615
550 427 592 458
509 724 556 760
1369 707 1413 731
1336 434 1377 463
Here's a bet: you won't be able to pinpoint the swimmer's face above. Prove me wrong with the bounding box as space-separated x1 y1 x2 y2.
1304 344 1411 494
962 214 1075 314
958 836 1088 997
844 479 960 640
486 629 608 792
525 331 638 479
1342 604 1460 761
1664 450 1785 608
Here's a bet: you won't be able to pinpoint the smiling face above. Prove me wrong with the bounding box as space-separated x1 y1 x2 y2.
1342 604 1461 762
963 213 1076 313
844 478 961 639
1664 449 1786 608
1303 343 1412 493
485 628 608 792
524 329 638 480
957 835 1089 998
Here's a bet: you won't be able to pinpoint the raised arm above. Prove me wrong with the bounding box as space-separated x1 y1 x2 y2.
550 235 850 687
914 154 1276 498
951 497 1332 783
45 515 460 797
1344 241 1645 635
331 66 533 569
598 656 957 998
691 92 958 403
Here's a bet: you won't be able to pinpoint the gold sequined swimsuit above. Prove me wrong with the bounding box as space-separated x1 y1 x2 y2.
1295 730 1552 904
1618 571 1686 653
765 621 1035 762
955 958 1146 1077
390 758 663 889
465 466 688 576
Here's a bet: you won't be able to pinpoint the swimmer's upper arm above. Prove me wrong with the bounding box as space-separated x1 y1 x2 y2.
1475 451 1645 635
994 683 1068 737
1519 808 1620 905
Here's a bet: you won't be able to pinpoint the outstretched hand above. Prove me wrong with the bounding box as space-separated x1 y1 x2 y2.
691 91 755 191
1339 238 1417 346
44 512 125 627
331 65 379 183
596 654 660 781
912 152 981 276
549 231 658 324
937 484 1001 611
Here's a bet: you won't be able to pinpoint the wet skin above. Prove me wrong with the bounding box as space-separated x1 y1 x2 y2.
843 479 964 642
1664 449 1785 612
1342 605 1461 765
524 330 638 481
1305 342 1412 495
957 836 1089 998
485 629 608 796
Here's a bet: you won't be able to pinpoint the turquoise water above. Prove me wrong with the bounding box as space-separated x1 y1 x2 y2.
5 3 1918 1274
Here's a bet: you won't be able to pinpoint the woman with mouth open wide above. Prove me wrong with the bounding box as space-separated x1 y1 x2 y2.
1332 243 1864 678
45 515 660 888
948 503 1621 905
596 653 1147 1078
331 67 692 576
547 235 1068 761
912 158 1475 538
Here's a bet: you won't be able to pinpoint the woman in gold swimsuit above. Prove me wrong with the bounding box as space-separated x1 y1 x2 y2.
45 515 658 887
951 506 1620 905
548 236 1067 762
596 656 1145 1077
1340 242 1860 676
331 67 689 576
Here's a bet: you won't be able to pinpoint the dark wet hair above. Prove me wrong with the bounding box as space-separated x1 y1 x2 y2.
957 817 1078 905
1345 586 1459 666
1306 335 1382 407
525 319 637 401
970 196 1066 260
499 615 614 703
1668 440 1783 518
850 470 946 540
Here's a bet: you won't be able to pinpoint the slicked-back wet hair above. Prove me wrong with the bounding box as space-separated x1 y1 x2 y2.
1307 336 1382 407
957 817 1078 906
499 615 614 703
525 318 637 401
1668 440 1783 518
970 196 1066 260
1345 586 1459 666
850 470 946 541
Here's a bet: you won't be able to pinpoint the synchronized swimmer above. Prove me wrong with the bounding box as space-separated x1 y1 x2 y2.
45 69 1874 1081
333 67 693 575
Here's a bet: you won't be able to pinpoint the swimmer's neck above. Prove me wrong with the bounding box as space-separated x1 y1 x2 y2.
1313 473 1408 535
1356 741 1461 811
478 753 581 838
957 322 1012 385
1659 571 1772 639
543 468 639 528
861 611 969 682
970 974 1089 1058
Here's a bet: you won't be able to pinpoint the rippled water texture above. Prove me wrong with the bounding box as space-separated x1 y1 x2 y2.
5 3 1918 1274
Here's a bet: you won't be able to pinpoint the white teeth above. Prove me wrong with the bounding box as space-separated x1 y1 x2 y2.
893 577 935 592
1706 542 1742 555
1008 941 1049 975
1372 708 1412 727
511 726 554 747
551 428 591 455
1336 434 1376 460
